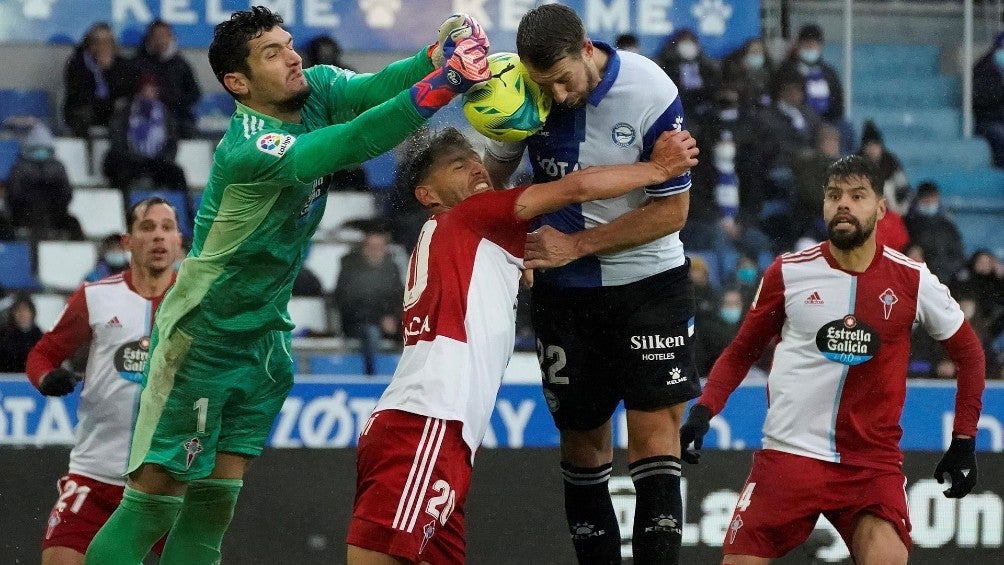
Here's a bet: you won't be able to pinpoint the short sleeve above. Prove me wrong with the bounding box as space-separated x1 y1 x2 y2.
916 263 965 341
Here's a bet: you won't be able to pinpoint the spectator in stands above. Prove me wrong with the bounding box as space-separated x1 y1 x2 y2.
302 34 354 70
654 28 721 138
0 189 15 241
0 294 42 372
973 32 1004 168
102 73 188 200
689 255 720 320
333 230 404 375
754 73 821 251
876 206 909 253
133 20 201 139
86 233 130 282
614 33 640 53
951 250 1004 335
722 37 774 110
904 181 966 283
695 287 745 375
63 22 136 137
4 122 84 240
793 122 842 241
776 24 854 153
732 255 762 307
858 120 912 214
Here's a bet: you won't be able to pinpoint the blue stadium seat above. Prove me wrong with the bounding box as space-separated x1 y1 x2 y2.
194 93 236 136
0 242 39 290
308 353 365 375
0 89 52 123
361 151 397 191
129 190 193 239
0 139 20 181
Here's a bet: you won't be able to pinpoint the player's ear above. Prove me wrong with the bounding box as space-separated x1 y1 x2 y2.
414 185 439 209
223 72 249 97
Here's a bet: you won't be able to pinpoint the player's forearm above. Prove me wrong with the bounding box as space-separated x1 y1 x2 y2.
942 321 986 437
565 162 672 203
343 48 435 112
294 90 425 180
569 192 689 257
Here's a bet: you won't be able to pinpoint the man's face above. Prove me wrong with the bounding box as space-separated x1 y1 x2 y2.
126 203 183 274
523 42 601 108
418 147 492 210
147 25 173 56
235 27 310 112
823 174 885 251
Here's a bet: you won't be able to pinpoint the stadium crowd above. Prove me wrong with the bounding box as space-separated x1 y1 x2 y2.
0 20 1002 382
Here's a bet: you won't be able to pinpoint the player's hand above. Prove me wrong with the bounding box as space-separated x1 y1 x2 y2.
934 437 978 498
430 13 489 68
679 404 712 464
411 37 491 117
38 368 82 396
524 225 580 269
651 130 699 180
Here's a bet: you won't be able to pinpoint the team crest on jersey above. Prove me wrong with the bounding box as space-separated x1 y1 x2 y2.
256 132 295 157
815 315 880 365
419 520 436 554
114 336 151 383
879 288 898 320
184 437 203 469
611 122 636 147
543 388 560 413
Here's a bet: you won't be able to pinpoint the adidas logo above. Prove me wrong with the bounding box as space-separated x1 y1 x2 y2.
804 291 824 305
106 316 122 328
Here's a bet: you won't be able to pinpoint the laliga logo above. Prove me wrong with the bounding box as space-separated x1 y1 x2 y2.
259 133 283 151
358 0 401 29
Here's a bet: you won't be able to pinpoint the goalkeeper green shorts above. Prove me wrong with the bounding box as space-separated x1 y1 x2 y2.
127 325 294 480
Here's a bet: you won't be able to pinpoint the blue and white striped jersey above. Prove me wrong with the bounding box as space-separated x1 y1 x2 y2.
487 43 690 288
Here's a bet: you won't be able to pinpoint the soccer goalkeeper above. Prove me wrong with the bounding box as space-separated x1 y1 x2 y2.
85 7 489 565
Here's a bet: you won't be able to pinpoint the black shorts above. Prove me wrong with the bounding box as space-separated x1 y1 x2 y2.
531 262 702 431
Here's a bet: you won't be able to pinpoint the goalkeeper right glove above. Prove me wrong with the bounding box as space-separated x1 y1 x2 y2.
679 404 712 464
38 367 82 397
429 13 489 68
411 37 490 117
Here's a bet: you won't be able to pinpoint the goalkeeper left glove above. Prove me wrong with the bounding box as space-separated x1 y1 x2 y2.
934 437 978 498
429 13 489 68
411 37 490 117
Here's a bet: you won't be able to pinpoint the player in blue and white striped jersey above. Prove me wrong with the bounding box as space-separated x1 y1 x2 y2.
485 5 701 564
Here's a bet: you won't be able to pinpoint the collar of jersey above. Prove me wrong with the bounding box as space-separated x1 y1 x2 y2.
587 41 619 107
234 101 289 130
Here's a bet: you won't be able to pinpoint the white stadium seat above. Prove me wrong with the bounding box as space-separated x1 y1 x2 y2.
69 188 126 238
31 293 68 332
304 242 351 294
37 240 97 292
287 296 329 334
177 139 213 189
314 192 376 240
54 137 98 186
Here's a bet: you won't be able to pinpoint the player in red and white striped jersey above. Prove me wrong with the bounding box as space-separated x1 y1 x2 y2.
26 197 182 565
679 156 986 565
346 126 698 564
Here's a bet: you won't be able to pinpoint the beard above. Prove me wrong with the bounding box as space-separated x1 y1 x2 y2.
827 214 876 251
276 83 312 114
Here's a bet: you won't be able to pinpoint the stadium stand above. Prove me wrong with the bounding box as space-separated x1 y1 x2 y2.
314 192 376 240
0 241 39 290
68 187 127 238
194 92 236 137
30 292 67 332
0 89 51 124
0 138 20 181
303 242 352 293
287 296 330 335
36 240 96 292
176 138 213 189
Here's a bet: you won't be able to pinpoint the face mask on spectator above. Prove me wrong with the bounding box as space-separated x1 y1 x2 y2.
677 40 699 61
25 145 53 162
799 48 821 64
105 251 128 268
719 306 742 324
915 203 939 217
744 53 765 70
737 267 758 285
995 49 1004 69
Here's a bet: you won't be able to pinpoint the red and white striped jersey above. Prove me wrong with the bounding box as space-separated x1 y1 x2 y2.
700 242 981 471
27 271 171 484
375 187 530 458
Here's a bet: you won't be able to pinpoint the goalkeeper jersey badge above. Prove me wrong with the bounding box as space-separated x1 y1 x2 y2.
184 437 204 469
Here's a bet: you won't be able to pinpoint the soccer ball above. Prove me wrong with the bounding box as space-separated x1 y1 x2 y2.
462 52 551 143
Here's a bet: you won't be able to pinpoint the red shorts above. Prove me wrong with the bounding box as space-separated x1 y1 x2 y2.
724 450 911 559
41 474 165 555
347 410 472 564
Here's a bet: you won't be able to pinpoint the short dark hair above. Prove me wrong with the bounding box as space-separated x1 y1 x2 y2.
916 180 940 199
798 24 824 43
824 155 883 196
208 6 284 97
396 127 475 206
127 196 181 233
517 4 586 69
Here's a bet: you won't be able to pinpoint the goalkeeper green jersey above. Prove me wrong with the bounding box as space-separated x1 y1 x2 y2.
157 50 432 341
